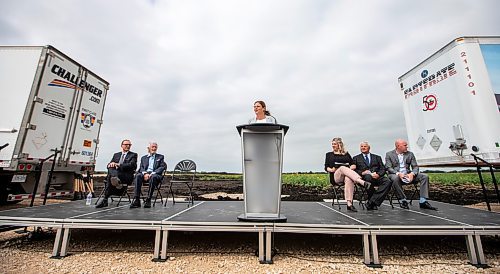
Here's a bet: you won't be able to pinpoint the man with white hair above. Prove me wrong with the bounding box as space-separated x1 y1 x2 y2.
385 139 437 210
353 141 393 210
130 142 167 208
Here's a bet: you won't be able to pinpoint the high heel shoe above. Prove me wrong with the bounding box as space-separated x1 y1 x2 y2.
347 204 357 212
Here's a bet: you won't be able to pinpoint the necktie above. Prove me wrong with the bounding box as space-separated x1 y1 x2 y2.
364 154 370 166
119 153 126 165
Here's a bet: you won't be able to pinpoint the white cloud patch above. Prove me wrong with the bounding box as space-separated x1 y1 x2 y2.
1 0 499 171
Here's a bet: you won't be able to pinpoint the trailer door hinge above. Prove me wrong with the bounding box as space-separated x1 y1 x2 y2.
97 119 103 124
33 96 43 103
26 124 36 130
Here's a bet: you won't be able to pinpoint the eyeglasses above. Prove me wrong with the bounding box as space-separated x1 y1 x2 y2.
122 143 132 146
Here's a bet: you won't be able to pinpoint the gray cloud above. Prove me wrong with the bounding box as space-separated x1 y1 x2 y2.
1 0 499 172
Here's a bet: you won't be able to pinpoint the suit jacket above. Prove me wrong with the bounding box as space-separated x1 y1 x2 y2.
109 151 138 183
352 153 386 177
138 153 167 175
385 149 420 175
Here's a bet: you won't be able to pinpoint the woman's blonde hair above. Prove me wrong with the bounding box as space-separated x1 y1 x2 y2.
332 137 347 155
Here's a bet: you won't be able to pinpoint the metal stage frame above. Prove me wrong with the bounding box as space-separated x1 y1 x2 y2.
0 200 498 267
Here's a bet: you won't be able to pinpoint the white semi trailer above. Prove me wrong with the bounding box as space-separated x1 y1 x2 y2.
398 37 500 167
0 46 109 204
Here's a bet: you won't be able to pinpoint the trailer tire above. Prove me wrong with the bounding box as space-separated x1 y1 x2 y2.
0 178 23 205
0 183 9 205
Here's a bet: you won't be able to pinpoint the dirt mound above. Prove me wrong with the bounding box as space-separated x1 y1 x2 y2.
91 177 498 205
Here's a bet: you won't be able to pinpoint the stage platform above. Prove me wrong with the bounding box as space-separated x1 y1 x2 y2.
0 200 499 266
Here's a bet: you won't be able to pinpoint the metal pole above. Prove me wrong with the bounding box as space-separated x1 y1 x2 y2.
472 155 491 211
488 165 500 204
29 161 43 207
42 148 60 206
29 152 57 207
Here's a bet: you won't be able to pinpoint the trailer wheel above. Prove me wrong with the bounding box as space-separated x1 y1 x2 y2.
0 182 9 205
0 177 23 205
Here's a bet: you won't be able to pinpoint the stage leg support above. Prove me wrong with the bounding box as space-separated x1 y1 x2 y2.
153 229 169 262
467 234 488 268
474 235 487 266
50 228 64 258
362 234 370 265
59 228 71 257
161 230 169 261
263 230 273 264
258 229 273 264
258 231 264 262
364 234 381 268
466 234 478 265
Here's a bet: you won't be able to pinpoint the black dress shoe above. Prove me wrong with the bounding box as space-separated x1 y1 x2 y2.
130 198 141 208
420 201 437 210
366 202 378 211
347 205 357 212
96 199 108 208
144 198 151 208
400 200 409 209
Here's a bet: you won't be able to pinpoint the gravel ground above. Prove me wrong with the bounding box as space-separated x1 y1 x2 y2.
0 227 499 273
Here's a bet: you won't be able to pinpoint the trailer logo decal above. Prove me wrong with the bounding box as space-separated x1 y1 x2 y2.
80 112 96 129
81 150 93 157
83 140 92 148
416 135 426 149
429 135 442 151
42 99 66 120
50 64 104 99
48 79 77 90
422 94 437 111
403 63 457 99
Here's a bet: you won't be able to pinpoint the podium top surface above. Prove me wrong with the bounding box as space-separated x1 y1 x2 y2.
236 123 289 135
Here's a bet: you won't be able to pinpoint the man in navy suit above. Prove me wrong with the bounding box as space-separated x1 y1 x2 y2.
130 142 167 208
96 139 138 208
353 142 393 210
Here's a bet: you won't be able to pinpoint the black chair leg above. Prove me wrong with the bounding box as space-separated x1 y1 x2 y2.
94 184 108 205
187 183 194 204
169 183 176 205
153 184 164 207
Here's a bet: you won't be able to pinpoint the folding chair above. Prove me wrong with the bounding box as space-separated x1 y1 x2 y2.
167 159 196 205
95 177 132 206
331 182 345 210
389 180 420 208
330 179 365 210
140 169 167 207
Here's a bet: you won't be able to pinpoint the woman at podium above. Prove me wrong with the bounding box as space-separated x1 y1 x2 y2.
248 100 277 124
324 137 371 212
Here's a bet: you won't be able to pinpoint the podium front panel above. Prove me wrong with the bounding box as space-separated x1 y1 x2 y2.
241 129 283 217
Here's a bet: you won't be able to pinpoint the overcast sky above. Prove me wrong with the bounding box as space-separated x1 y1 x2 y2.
1 0 499 172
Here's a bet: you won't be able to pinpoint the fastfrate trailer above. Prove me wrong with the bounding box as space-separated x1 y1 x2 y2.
398 37 500 167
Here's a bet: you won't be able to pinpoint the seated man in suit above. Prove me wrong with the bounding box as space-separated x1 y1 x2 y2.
353 142 393 210
96 139 138 208
385 139 437 210
130 142 167 208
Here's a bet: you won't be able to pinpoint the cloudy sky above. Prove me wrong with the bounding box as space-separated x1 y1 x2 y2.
1 0 499 172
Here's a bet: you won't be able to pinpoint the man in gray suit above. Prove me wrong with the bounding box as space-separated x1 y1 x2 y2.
385 139 437 210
